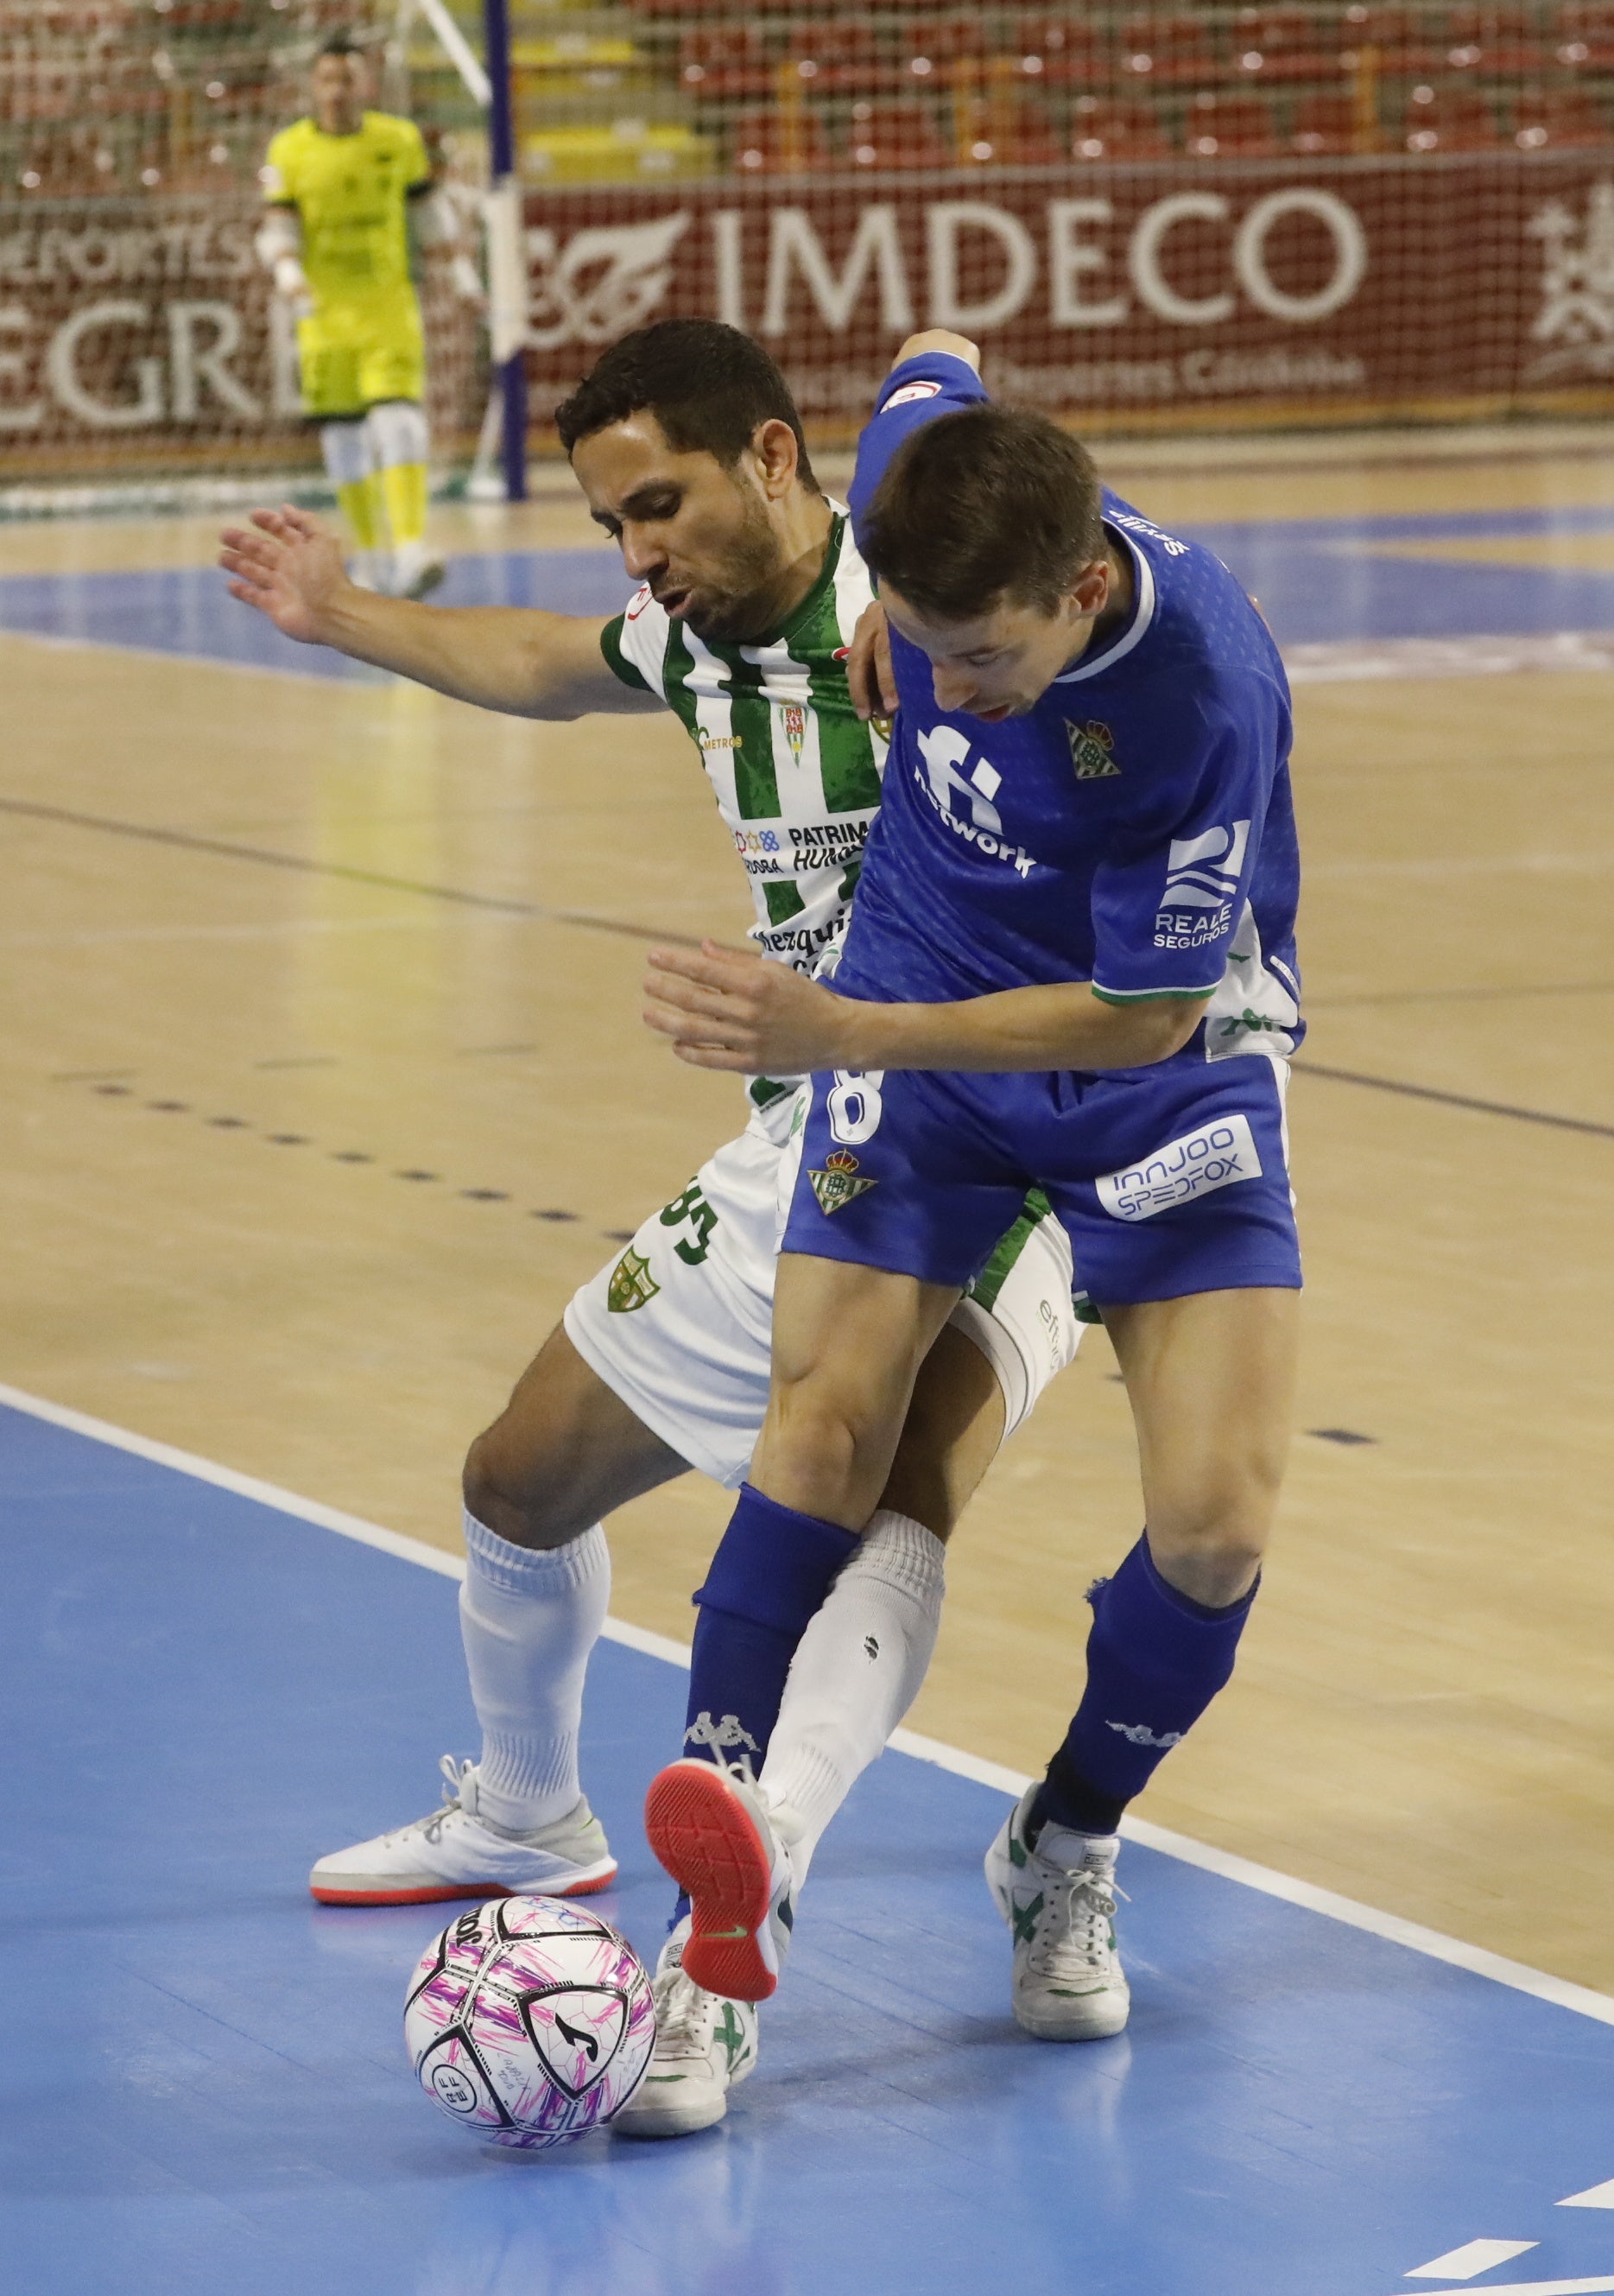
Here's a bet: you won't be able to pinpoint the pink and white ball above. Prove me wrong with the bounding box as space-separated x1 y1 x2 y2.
404 1895 655 2149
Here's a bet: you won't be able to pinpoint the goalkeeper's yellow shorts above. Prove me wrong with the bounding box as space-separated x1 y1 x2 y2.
297 291 425 418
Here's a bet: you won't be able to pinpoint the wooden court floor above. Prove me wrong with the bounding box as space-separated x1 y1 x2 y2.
3 437 1611 1992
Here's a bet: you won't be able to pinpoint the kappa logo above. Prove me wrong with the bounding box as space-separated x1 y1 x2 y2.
684 1713 761 1774
1067 719 1121 780
1096 1112 1263 1223
606 1246 660 1313
1162 820 1250 909
1106 1720 1185 1749
808 1147 878 1215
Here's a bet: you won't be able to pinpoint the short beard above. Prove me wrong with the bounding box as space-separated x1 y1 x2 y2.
681 486 785 644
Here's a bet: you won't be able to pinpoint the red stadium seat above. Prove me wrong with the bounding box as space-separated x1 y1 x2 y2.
678 27 771 100
786 22 890 95
1068 92 1177 157
1339 5 1445 73
1401 80 1505 148
1440 4 1551 75
1117 12 1225 86
846 98 955 168
729 105 832 174
1510 85 1611 145
1554 0 1614 67
1011 16 1117 87
902 18 991 85
957 94 1065 163
1231 7 1345 81
1185 88 1282 153
1290 87 1383 151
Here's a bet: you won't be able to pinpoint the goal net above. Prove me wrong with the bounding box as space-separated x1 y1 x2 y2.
3 0 1611 505
0 0 485 508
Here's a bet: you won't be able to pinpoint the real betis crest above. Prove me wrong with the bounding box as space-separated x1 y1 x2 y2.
807 1148 878 1215
606 1246 660 1313
1067 719 1121 780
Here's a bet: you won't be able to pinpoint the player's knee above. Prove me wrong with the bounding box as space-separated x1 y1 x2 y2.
462 1418 576 1551
1147 1507 1269 1608
758 1377 895 1521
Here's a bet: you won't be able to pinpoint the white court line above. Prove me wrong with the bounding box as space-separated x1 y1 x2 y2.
1284 632 1614 684
4 1375 1614 2033
0 627 377 689
1377 2282 1614 2295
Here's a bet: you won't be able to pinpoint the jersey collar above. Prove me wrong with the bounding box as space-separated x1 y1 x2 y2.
1053 523 1155 686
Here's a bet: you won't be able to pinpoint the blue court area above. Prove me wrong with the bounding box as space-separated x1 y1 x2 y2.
6 1392 1614 2296
3 504 1614 679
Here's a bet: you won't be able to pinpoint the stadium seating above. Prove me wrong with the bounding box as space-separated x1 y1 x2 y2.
1011 16 1118 87
1185 87 1284 151
678 27 771 100
1117 11 1225 85
1554 0 1614 67
728 103 832 172
786 22 889 97
1068 91 1178 157
1232 7 1350 80
1400 79 1506 146
1291 86 1383 149
846 97 957 168
1510 82 1612 141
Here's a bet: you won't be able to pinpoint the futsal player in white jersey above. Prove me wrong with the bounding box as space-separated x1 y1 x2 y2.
220 320 1084 2136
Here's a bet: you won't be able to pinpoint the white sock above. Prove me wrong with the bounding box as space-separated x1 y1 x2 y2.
364 396 429 470
758 1509 946 1882
459 1510 611 1833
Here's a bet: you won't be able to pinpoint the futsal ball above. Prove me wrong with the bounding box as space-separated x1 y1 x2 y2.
404 1894 655 2149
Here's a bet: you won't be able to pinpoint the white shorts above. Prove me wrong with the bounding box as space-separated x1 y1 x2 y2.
564 1088 1085 1489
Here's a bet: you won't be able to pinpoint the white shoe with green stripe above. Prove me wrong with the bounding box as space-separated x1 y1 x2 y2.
613 1920 759 2140
984 1786 1130 2042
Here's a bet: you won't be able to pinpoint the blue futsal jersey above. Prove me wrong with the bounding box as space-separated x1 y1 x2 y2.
842 352 1302 1069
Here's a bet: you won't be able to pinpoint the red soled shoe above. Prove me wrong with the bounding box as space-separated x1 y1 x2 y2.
642 1759 796 2003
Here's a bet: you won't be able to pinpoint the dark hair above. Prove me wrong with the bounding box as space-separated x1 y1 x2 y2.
555 320 817 489
317 33 362 60
861 404 1104 621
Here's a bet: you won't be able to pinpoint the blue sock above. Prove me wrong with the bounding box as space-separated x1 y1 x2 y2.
1030 1534 1258 1840
681 1484 858 1779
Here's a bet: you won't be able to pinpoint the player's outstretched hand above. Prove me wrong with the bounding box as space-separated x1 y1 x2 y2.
218 506 350 645
847 600 897 723
643 942 864 1075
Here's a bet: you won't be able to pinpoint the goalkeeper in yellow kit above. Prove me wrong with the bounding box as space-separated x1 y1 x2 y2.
256 35 479 599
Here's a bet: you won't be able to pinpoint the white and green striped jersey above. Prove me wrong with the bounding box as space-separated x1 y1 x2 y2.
598 510 889 978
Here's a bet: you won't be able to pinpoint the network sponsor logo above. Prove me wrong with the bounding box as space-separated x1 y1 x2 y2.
1096 1111 1263 1222
915 725 1039 876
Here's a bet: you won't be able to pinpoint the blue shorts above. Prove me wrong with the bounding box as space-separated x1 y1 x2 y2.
780 1055 1301 1305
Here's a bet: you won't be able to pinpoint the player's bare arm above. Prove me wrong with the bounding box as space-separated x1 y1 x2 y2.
218 506 655 720
642 940 1209 1074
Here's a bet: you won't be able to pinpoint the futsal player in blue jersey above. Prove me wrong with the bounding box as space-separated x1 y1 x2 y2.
638 327 1303 2045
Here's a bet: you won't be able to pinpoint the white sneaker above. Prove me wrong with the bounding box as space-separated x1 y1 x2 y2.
391 540 446 600
613 1921 758 2140
308 1755 617 1906
642 1760 796 2002
984 1786 1130 2041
